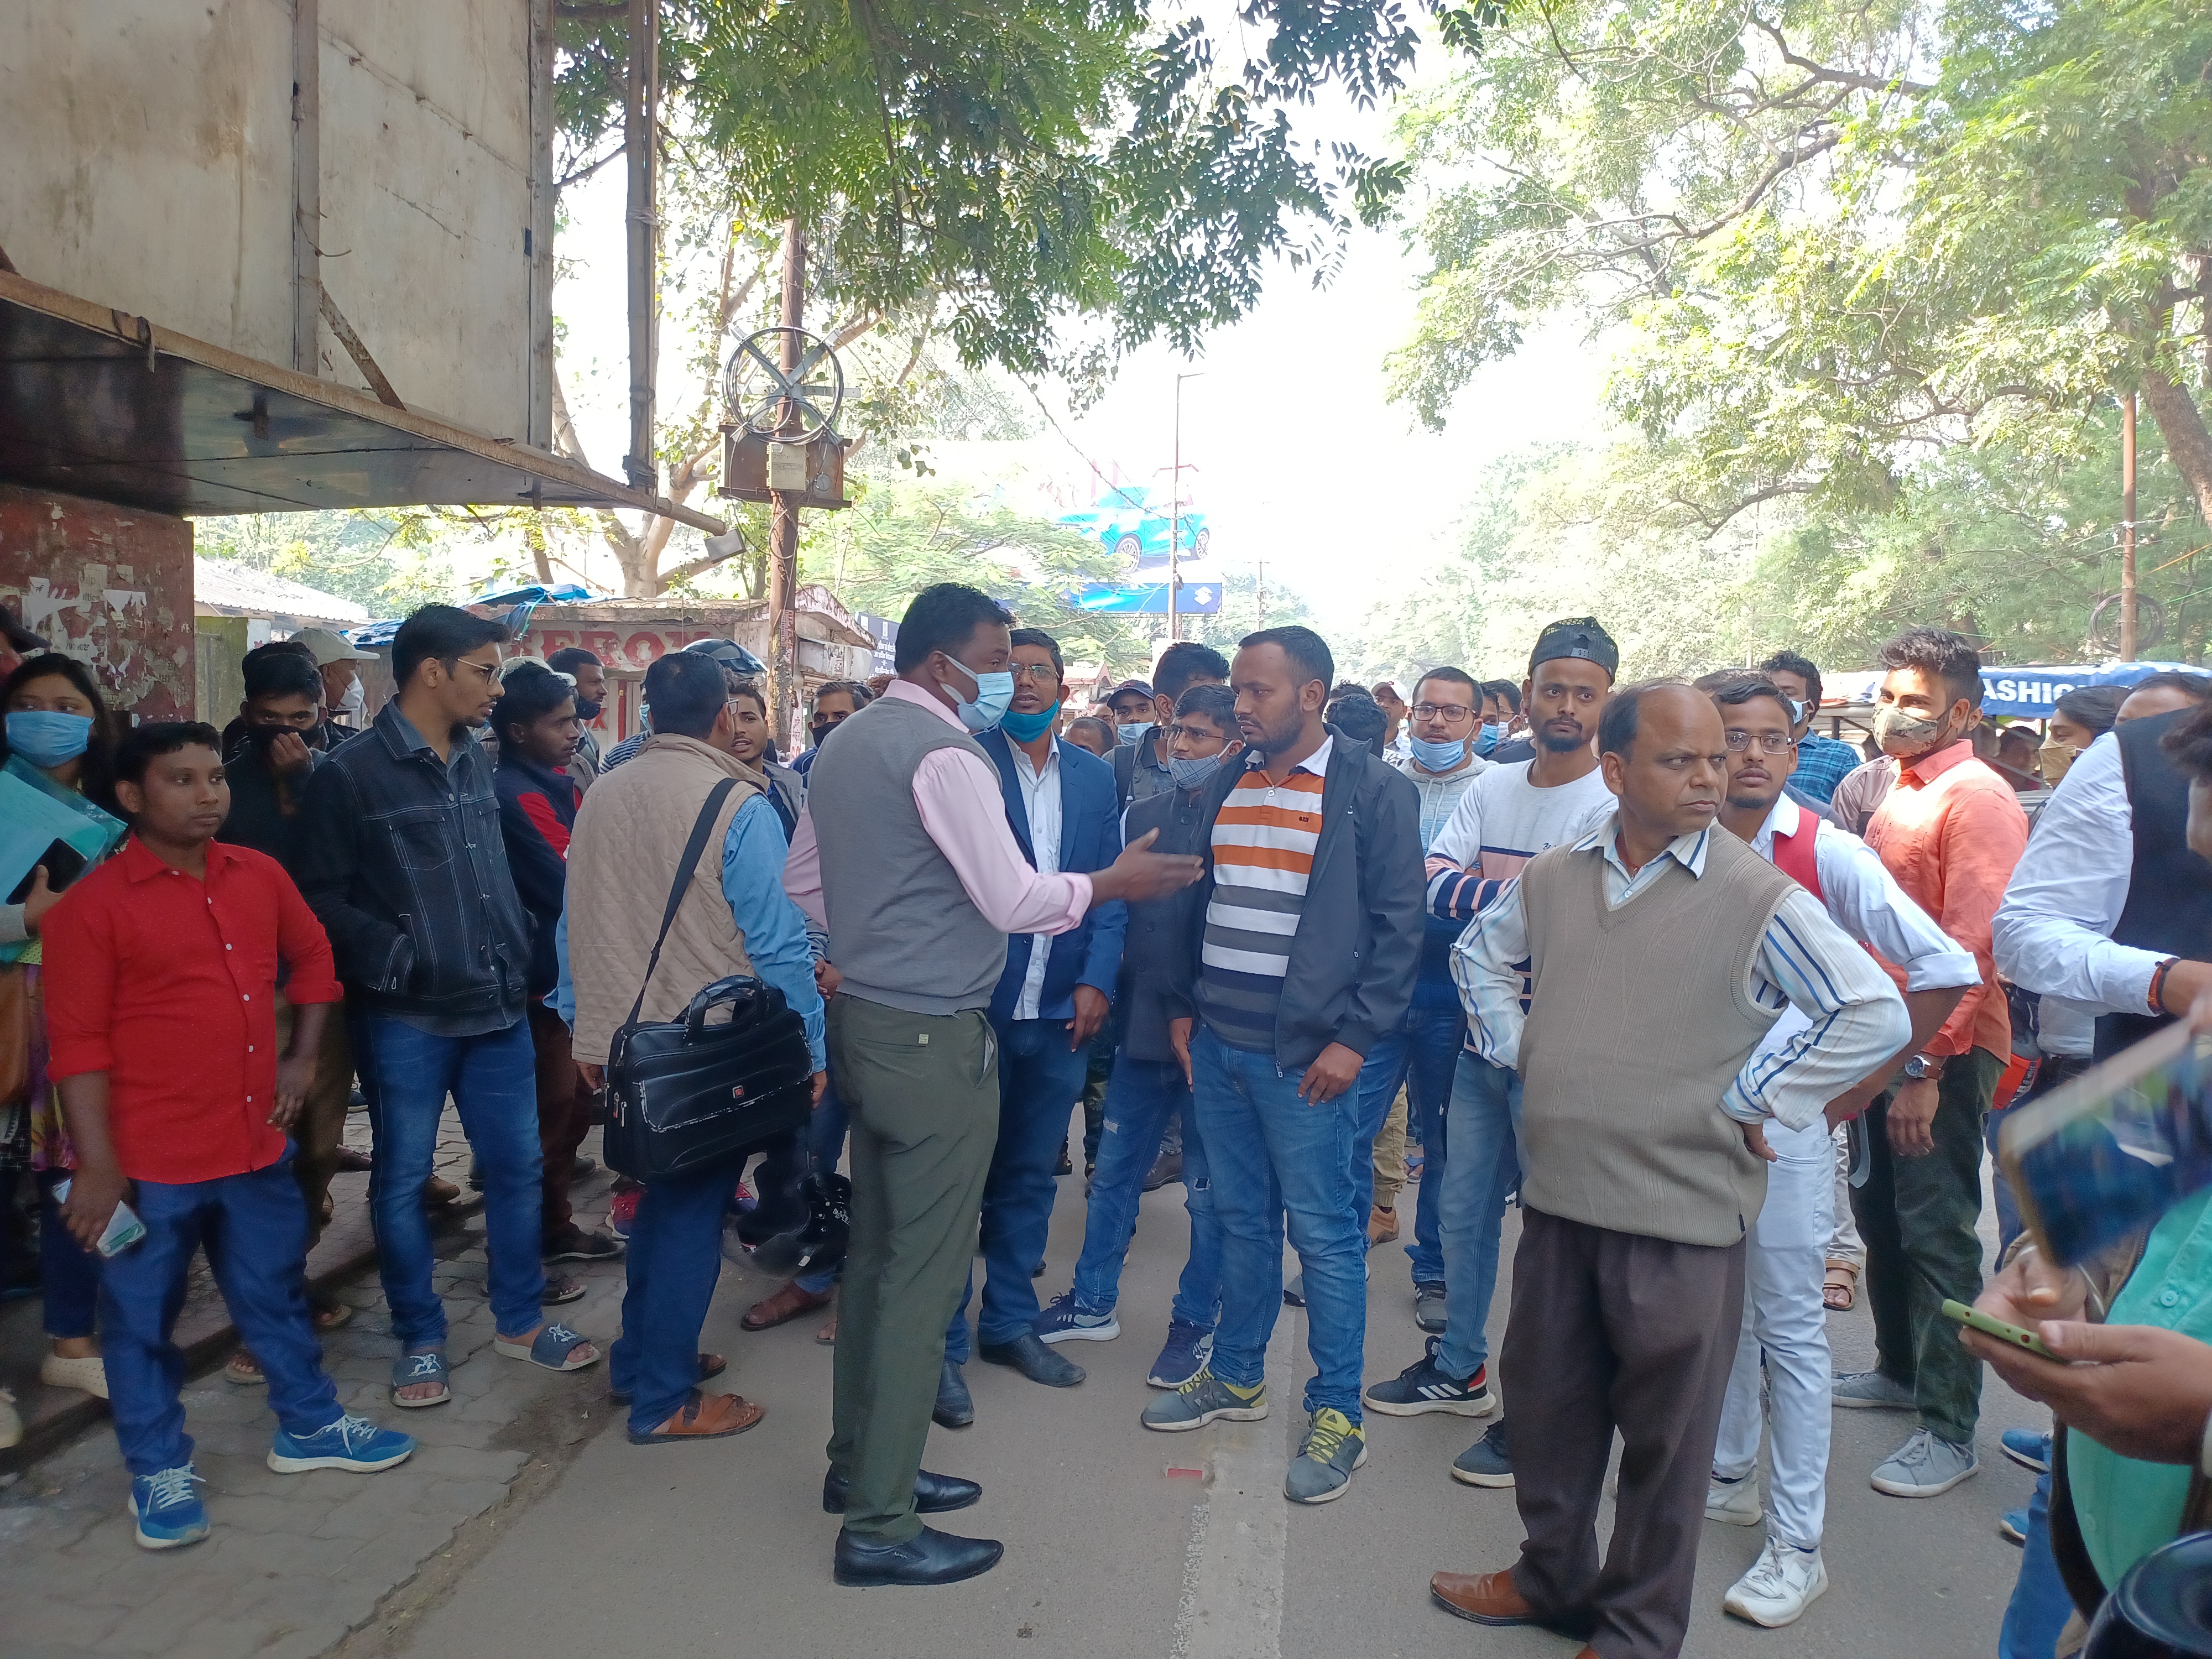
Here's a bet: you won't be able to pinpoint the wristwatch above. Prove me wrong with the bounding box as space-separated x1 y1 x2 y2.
1903 1053 1944 1081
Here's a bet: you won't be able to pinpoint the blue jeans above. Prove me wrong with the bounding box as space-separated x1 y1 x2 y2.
40 1168 101 1339
794 1072 851 1296
1192 1027 1368 1424
100 1155 341 1475
1069 1053 1221 1329
352 1011 545 1346
1437 1052 1521 1381
1349 999 1465 1284
608 1159 731 1434
947 1016 1089 1359
2000 1465 2075 1659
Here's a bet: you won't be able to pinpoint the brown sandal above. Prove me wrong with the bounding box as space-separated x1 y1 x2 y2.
741 1282 832 1331
627 1389 764 1444
1823 1262 1859 1312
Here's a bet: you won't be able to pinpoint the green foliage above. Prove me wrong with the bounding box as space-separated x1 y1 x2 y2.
555 0 1498 387
193 513 461 618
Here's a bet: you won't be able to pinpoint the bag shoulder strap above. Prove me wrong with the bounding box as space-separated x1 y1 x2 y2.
624 777 740 1028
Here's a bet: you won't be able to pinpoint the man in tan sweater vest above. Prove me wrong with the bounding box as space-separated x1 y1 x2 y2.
1429 683 1907 1659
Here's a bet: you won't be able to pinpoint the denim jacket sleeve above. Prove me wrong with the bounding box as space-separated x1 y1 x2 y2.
296 755 413 993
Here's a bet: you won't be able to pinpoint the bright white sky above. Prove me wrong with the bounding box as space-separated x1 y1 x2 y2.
555 30 1608 614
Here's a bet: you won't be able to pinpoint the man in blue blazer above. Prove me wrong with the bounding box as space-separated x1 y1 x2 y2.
937 627 1128 1423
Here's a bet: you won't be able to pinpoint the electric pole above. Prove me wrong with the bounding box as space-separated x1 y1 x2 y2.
623 0 659 493
2121 389 2139 661
768 216 806 743
1170 371 1202 643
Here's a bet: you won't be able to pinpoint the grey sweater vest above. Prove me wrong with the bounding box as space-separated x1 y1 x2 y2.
806 695 1009 1015
1517 830 1795 1246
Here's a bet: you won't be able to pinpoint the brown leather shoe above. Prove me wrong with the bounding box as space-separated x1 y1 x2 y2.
742 1281 833 1331
1430 1568 1540 1626
422 1175 462 1207
333 1146 374 1173
628 1389 764 1444
1367 1204 1399 1246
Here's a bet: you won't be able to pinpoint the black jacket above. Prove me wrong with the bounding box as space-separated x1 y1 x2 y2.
493 750 580 997
1164 726 1426 1071
296 701 531 1024
1118 781 1211 1062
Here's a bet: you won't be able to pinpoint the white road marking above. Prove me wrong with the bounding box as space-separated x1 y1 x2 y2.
1170 1310 1297 1659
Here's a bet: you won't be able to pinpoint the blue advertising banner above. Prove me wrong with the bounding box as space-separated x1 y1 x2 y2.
1073 577 1223 616
1980 661 2208 718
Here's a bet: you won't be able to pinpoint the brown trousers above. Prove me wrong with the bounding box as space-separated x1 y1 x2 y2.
527 1000 595 1240
1502 1207 1746 1659
274 993 354 1251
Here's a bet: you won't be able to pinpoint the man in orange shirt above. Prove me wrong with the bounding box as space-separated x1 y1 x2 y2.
1833 627 2029 1500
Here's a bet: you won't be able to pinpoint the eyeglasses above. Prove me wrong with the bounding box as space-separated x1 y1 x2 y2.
1724 731 1797 754
1412 702 1473 721
1165 722 1228 751
1010 662 1060 683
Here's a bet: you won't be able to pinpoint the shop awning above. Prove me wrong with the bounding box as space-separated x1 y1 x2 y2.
0 271 726 533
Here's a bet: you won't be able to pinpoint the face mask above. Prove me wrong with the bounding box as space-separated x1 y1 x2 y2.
6 710 93 768
1117 722 1150 748
940 658 1015 734
999 701 1060 743
1408 733 1470 771
1873 703 1953 758
1474 723 1503 757
573 697 603 723
1168 751 1228 791
1782 697 1807 727
341 677 367 718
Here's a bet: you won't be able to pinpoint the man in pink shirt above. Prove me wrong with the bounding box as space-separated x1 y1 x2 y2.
1834 626 2028 1501
785 583 1199 1588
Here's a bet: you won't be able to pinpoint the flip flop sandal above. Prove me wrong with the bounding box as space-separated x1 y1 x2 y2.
390 1348 452 1408
495 1321 599 1373
542 1274 588 1306
225 1350 268 1387
1823 1264 1859 1312
312 1299 355 1332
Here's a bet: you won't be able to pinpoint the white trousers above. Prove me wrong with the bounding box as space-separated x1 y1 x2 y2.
1714 1116 1834 1551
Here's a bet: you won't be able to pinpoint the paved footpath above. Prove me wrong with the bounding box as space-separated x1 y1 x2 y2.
2 1134 2039 1659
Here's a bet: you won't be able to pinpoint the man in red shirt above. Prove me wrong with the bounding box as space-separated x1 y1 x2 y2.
1834 627 2030 1501
46 723 415 1552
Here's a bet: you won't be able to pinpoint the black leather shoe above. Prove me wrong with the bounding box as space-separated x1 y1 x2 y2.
933 1357 974 1428
822 1467 982 1515
833 1525 1004 1587
978 1330 1085 1387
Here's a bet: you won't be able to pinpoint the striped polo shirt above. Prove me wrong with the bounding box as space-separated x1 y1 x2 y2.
1197 738 1332 1053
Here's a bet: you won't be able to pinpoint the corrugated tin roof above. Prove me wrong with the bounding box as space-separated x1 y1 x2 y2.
193 555 368 624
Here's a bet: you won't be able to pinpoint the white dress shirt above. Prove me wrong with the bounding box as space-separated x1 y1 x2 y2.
1452 813 1910 1130
1010 737 1064 1021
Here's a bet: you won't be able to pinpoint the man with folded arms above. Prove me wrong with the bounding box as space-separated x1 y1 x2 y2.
1429 681 1907 1659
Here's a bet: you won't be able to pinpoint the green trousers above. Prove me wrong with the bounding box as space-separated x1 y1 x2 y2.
826 994 1000 1542
1851 1045 2004 1447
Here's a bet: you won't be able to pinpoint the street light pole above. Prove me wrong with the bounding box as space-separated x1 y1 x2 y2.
2121 389 2140 661
1171 370 1202 644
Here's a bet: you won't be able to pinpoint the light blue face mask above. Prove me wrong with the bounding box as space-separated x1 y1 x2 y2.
998 700 1059 743
940 658 1015 734
6 710 94 769
1408 732 1470 771
1117 721 1151 748
1475 722 1503 757
1167 750 1228 791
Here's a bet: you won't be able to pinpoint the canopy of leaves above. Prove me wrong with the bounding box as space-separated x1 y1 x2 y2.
555 1 1499 383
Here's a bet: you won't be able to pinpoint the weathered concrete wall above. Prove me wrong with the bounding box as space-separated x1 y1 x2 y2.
0 484 196 720
0 1 533 440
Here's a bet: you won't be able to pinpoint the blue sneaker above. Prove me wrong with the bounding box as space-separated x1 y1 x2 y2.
2000 1428 2051 1474
1998 1508 2028 1546
1147 1319 1214 1389
268 1413 416 1474
130 1464 209 1550
1033 1290 1119 1346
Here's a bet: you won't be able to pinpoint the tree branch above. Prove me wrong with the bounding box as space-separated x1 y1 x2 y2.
1751 19 1932 97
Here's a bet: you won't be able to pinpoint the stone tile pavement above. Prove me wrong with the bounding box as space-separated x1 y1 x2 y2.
0 1124 638 1659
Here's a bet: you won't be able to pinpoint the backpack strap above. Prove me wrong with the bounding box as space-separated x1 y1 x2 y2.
623 778 739 1028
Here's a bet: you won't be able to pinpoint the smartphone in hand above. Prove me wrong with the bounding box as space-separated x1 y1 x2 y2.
1940 1298 2059 1361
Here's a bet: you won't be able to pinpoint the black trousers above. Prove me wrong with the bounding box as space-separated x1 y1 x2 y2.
1503 1207 1747 1659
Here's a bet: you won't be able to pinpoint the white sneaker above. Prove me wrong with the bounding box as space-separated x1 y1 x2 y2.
0 1386 20 1451
1705 1473 1762 1526
1723 1537 1828 1627
1870 1426 1979 1498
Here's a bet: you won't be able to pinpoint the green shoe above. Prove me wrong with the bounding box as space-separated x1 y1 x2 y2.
1140 1367 1267 1433
1285 1407 1367 1504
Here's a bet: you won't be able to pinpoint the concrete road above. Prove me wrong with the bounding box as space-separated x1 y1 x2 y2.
390 1167 2039 1659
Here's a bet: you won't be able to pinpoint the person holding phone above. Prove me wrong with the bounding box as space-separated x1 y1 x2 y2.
43 722 415 1551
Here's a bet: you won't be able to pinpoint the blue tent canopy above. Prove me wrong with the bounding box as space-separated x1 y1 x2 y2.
1980 661 2208 718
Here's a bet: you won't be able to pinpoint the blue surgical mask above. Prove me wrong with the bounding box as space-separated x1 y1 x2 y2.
1783 696 1807 727
6 710 93 769
1168 751 1227 792
1475 722 1503 757
940 659 1015 734
1408 732 1470 771
1117 722 1150 748
999 701 1059 743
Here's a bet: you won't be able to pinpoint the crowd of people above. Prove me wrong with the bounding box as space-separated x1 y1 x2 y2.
1 585 2209 1657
